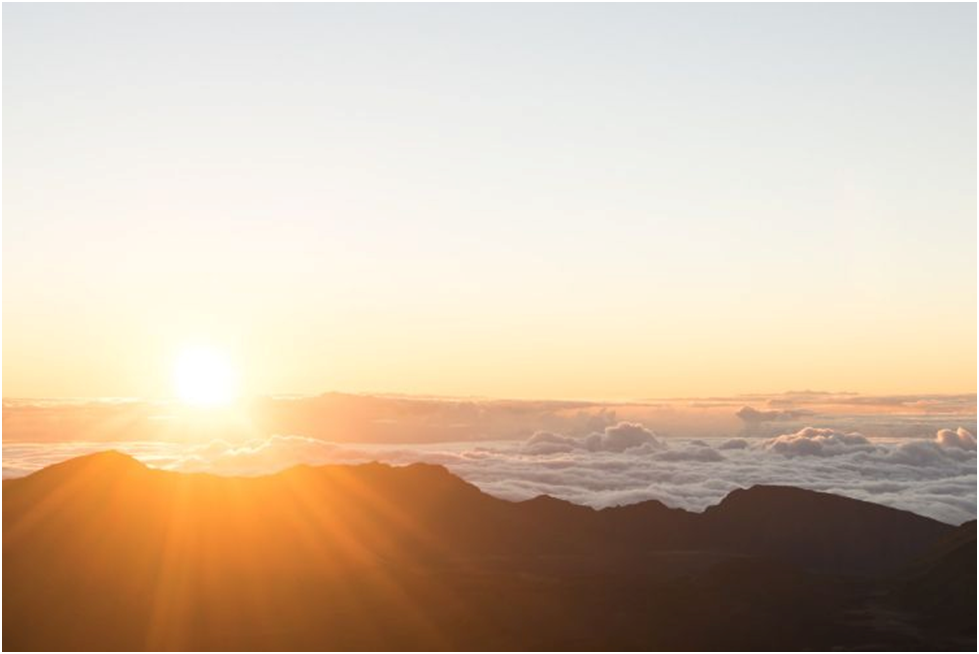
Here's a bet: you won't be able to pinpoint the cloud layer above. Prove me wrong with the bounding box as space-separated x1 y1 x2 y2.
5 392 975 446
4 423 975 526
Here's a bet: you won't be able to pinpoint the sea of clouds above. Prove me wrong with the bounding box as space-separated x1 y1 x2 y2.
4 422 976 525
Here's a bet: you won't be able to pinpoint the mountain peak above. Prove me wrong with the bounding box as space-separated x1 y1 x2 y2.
29 450 146 480
698 483 950 575
710 484 874 511
720 484 810 499
522 493 573 506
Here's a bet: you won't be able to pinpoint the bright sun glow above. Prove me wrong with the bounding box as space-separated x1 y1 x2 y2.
173 346 238 406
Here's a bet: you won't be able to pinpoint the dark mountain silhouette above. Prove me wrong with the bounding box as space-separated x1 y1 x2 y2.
4 452 975 651
890 520 976 647
697 484 950 573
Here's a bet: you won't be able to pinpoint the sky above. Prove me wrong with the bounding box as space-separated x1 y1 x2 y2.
3 3 976 401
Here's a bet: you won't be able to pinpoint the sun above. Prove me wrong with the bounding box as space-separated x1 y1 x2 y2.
173 346 238 406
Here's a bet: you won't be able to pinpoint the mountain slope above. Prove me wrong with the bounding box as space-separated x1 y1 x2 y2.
3 452 970 651
699 485 950 573
892 520 976 645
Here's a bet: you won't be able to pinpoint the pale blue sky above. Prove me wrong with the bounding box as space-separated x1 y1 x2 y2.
3 3 976 399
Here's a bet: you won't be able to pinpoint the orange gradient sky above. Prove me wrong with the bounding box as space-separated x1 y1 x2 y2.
3 4 976 401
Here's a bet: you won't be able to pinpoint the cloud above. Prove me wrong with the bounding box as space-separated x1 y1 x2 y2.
762 392 977 415
523 432 581 455
884 441 953 467
588 422 663 452
736 405 813 424
654 447 725 462
524 422 663 454
182 436 343 474
718 438 750 450
883 428 978 467
4 394 975 451
936 427 977 451
763 427 877 457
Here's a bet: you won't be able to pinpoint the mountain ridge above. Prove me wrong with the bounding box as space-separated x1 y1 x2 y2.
3 450 954 571
4 450 973 651
5 450 963 526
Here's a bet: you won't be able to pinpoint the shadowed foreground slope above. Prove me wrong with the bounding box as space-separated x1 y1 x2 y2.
4 452 975 651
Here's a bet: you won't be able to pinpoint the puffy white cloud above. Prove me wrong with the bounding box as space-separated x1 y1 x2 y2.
764 427 877 457
883 428 978 467
523 431 580 455
524 422 662 454
936 427 977 451
587 422 663 452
